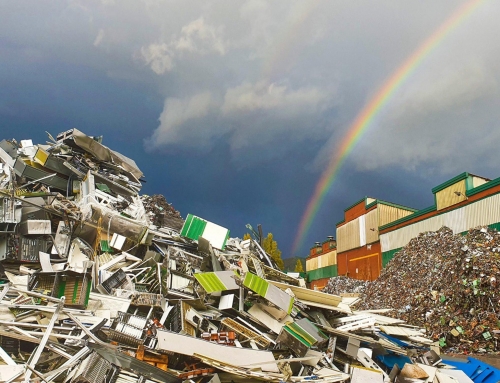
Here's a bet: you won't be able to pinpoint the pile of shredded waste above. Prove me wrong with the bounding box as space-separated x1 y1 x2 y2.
142 194 184 230
330 226 500 354
322 275 369 295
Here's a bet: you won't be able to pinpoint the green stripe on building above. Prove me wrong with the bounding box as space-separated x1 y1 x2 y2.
382 248 402 267
307 265 337 282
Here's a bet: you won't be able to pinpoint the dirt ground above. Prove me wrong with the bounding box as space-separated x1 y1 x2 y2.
474 355 500 369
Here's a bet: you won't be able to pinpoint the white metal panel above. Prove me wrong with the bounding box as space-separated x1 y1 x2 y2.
381 193 500 252
359 215 366 247
203 222 228 249
380 214 444 252
156 330 280 372
443 207 467 233
472 176 488 188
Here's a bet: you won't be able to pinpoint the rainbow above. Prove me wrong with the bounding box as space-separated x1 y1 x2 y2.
292 0 486 255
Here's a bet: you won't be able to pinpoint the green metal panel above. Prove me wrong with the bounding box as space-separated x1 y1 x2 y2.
194 273 227 293
221 231 230 250
307 265 337 282
283 326 312 347
180 214 193 237
382 248 402 268
284 318 328 348
466 175 473 191
243 273 268 297
488 222 500 232
286 323 316 347
180 214 207 240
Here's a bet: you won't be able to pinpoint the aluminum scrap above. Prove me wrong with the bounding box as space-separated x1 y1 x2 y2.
0 130 488 383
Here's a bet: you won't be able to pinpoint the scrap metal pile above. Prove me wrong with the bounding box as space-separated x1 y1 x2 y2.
359 226 500 355
323 276 370 296
328 226 500 357
0 130 489 383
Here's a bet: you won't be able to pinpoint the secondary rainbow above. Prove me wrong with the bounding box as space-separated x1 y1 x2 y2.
292 0 487 255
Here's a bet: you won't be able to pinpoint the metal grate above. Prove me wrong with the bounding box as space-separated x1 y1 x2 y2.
73 352 111 383
98 269 128 294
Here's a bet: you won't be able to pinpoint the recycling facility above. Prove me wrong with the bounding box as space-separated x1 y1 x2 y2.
0 129 498 383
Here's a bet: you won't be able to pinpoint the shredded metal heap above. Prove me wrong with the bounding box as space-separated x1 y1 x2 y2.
323 275 369 296
352 226 500 353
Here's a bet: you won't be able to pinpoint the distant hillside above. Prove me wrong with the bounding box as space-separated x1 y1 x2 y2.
282 256 306 272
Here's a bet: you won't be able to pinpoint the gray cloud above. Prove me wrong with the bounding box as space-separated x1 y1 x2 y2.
140 42 175 74
138 16 227 75
351 60 500 174
145 80 332 159
145 92 216 149
2 0 500 174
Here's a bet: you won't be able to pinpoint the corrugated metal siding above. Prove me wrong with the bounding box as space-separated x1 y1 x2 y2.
349 252 380 281
336 243 382 281
465 193 500 228
436 180 466 210
381 214 445 252
381 193 500 252
310 251 336 270
323 250 336 266
337 218 360 253
306 257 318 272
365 209 379 243
379 205 414 227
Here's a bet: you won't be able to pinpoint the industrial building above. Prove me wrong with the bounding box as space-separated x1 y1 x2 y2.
306 172 500 285
335 197 417 281
379 172 495 264
305 236 336 290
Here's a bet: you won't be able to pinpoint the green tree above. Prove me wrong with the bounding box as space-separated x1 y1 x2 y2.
294 259 304 273
263 233 284 270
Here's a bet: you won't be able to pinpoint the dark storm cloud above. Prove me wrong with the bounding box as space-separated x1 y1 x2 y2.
1 0 499 256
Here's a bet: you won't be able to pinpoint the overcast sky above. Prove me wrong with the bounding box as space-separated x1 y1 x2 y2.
1 0 499 258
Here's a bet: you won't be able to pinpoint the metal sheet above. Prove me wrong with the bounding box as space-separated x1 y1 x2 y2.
436 180 466 210
156 329 280 373
337 218 360 253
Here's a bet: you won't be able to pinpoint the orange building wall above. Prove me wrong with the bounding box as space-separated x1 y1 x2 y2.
309 277 330 290
337 242 382 281
344 201 366 222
